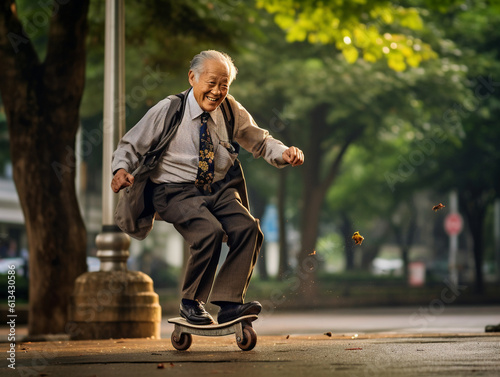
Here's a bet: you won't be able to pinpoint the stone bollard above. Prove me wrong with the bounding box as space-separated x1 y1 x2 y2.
68 270 162 340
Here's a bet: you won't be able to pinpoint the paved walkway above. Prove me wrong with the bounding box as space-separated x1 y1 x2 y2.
1 305 499 376
1 333 499 376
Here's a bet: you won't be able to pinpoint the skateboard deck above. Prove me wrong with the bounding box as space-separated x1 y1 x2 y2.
168 314 258 351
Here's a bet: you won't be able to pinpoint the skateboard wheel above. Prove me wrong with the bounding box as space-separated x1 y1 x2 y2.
237 326 257 351
171 332 192 351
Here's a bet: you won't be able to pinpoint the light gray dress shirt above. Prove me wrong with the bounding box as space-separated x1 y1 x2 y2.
112 89 289 184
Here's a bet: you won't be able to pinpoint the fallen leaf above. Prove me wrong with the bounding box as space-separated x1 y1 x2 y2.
157 363 165 369
352 231 364 245
432 203 445 212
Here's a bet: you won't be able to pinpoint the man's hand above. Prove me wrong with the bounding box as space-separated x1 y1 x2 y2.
282 146 304 167
111 169 134 193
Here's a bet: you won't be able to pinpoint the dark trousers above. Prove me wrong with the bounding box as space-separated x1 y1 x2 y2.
152 182 263 304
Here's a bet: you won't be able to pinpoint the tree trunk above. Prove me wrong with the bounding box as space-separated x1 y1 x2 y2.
469 214 484 294
297 104 357 301
247 186 269 280
277 168 289 278
0 0 90 335
296 106 327 301
297 183 324 301
460 192 487 294
340 211 355 270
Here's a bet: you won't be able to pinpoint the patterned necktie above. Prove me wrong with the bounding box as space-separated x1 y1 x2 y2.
195 112 215 192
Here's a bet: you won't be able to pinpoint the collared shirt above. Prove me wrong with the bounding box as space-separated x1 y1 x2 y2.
150 90 233 184
112 89 289 184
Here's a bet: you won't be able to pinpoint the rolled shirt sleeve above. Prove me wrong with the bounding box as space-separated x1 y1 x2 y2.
229 96 289 168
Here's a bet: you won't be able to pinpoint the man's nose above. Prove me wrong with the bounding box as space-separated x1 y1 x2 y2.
212 85 222 96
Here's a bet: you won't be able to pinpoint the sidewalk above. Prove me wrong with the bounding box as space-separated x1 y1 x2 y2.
1 306 499 376
1 332 499 376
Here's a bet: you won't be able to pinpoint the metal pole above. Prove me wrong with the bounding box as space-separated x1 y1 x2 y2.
448 190 458 286
494 199 500 282
69 5 161 336
96 0 130 271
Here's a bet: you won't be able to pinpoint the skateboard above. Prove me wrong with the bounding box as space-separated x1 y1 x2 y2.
168 314 258 351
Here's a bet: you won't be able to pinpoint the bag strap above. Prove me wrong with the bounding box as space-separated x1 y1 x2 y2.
148 90 188 156
137 90 189 173
220 97 235 141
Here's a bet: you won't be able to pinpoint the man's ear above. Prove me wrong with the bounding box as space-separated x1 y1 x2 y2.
188 70 196 86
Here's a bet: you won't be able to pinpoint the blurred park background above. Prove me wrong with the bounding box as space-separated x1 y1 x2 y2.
0 0 499 326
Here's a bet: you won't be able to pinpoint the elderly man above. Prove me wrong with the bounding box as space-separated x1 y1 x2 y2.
111 50 304 325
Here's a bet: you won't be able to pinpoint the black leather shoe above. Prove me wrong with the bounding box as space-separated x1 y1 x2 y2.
217 301 262 324
180 300 214 325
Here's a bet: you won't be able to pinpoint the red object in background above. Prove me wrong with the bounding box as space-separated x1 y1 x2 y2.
444 213 463 236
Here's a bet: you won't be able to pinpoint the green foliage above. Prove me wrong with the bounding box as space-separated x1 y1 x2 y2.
257 0 437 71
82 0 249 120
416 0 500 202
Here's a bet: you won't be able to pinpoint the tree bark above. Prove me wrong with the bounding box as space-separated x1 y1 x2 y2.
460 191 489 294
0 0 90 335
248 186 269 280
392 200 418 281
277 168 289 278
297 104 358 301
340 211 355 270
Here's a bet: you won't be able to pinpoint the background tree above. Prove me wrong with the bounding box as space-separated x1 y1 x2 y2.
417 0 500 292
247 0 474 299
0 0 90 335
258 0 437 71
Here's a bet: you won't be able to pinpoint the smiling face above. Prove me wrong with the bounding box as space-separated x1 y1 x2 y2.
188 59 230 112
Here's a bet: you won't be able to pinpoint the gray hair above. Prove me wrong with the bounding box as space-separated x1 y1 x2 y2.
190 50 238 84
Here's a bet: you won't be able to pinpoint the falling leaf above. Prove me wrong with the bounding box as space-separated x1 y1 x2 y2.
324 332 332 337
432 203 445 212
286 335 290 339
352 231 364 245
308 250 317 256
